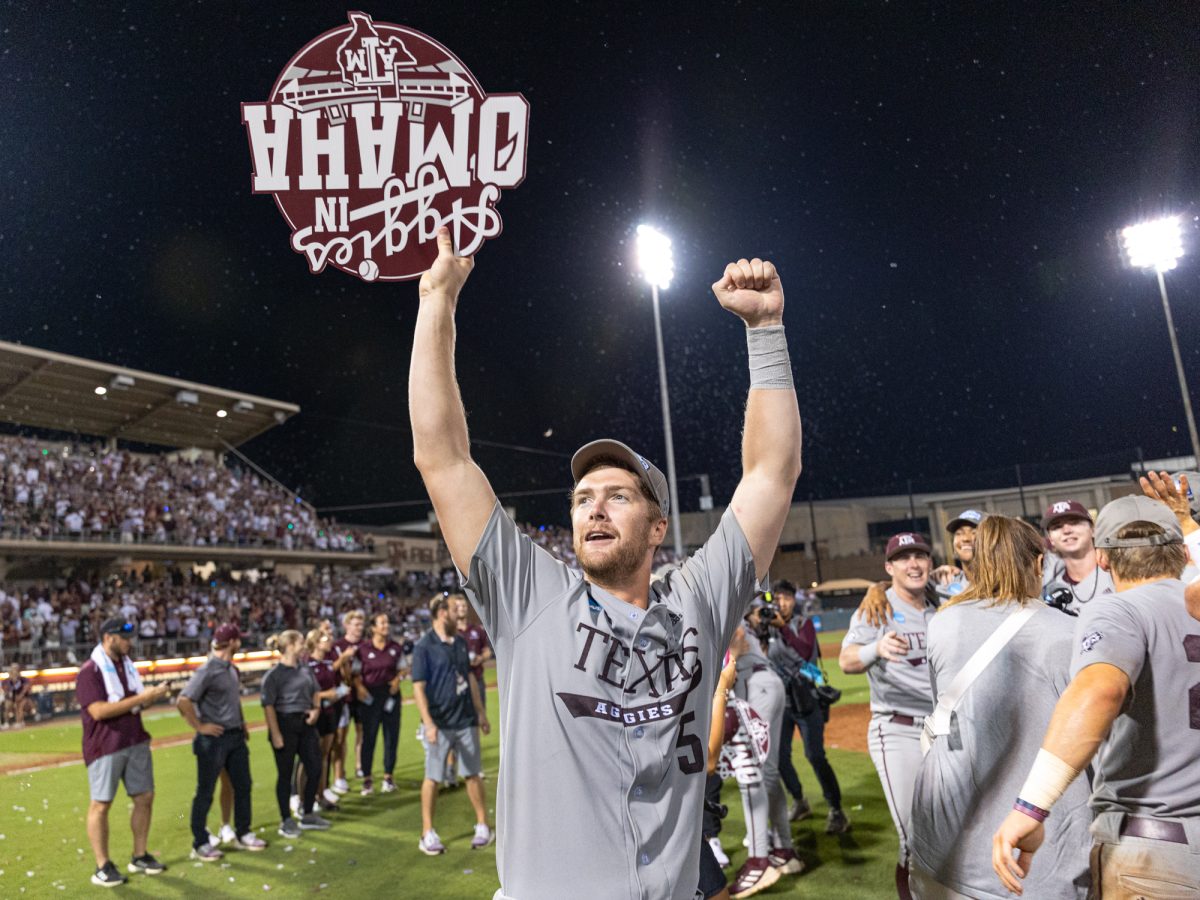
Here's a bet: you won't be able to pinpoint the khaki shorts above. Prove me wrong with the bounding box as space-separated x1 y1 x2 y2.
423 726 481 782
87 741 154 803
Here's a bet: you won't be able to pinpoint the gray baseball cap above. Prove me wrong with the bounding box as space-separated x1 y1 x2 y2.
1093 496 1183 548
570 439 669 517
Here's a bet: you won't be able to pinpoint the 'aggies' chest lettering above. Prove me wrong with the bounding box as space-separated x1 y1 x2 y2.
572 622 700 698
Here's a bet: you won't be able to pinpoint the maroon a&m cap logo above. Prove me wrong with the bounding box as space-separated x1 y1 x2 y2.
242 12 529 283
885 532 931 561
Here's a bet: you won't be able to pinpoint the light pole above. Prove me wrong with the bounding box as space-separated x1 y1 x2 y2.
1120 215 1199 462
635 224 684 558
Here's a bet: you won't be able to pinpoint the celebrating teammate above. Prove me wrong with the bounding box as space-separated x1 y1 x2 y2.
409 229 801 899
910 516 1090 898
1040 500 1114 611
2 662 35 728
838 533 937 900
992 496 1198 896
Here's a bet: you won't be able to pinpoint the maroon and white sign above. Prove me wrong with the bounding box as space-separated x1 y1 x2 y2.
242 12 529 283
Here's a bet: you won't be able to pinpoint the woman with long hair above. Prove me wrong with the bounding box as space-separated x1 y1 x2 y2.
302 629 349 810
908 516 1091 899
355 612 407 796
330 610 365 793
261 630 330 837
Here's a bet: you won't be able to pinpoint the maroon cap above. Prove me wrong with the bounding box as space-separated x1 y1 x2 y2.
885 532 932 561
1041 500 1092 531
213 622 241 644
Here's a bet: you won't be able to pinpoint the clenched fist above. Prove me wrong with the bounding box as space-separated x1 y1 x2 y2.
419 227 475 301
712 258 784 328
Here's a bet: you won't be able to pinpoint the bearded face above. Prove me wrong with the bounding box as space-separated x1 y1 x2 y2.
571 467 664 585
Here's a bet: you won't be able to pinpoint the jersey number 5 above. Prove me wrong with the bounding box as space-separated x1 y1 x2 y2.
675 711 705 775
1185 635 1200 731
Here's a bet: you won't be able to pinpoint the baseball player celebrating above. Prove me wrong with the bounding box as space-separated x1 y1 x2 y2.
992 496 1200 897
409 229 801 900
1040 500 1115 612
839 532 937 900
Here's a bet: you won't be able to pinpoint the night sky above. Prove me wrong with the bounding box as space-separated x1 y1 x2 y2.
4 2 1199 528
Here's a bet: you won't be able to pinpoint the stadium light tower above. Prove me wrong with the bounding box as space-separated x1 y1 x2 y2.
1120 215 1199 463
635 224 684 558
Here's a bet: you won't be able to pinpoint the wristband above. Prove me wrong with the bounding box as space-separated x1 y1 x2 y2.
746 326 793 390
1013 798 1048 822
858 643 880 668
1017 748 1079 813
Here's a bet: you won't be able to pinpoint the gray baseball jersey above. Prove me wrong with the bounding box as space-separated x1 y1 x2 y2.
1042 554 1115 614
460 503 761 900
733 637 791 858
1071 579 1200 820
842 588 936 718
910 601 1091 899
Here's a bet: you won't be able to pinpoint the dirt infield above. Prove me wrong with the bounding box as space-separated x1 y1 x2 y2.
824 702 871 753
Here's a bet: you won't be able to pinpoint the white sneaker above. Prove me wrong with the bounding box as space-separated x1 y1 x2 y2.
471 823 495 849
331 778 349 795
323 788 341 806
289 794 302 815
380 778 397 794
418 829 446 856
218 824 237 846
708 836 730 868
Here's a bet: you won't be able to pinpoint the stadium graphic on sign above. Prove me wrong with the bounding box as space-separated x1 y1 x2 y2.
242 11 529 283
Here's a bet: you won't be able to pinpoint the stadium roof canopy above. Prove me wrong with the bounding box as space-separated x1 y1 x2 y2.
0 340 299 450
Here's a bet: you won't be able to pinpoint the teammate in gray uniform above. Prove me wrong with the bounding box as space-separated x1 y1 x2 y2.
1040 500 1114 613
993 496 1200 897
931 508 983 602
728 606 800 898
408 230 801 900
839 532 937 900
910 515 1090 900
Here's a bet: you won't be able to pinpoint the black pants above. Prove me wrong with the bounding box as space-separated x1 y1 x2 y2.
359 684 400 780
702 772 724 839
190 728 252 848
780 703 843 810
271 712 321 819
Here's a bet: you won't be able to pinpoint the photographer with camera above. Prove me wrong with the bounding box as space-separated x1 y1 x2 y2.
766 579 849 836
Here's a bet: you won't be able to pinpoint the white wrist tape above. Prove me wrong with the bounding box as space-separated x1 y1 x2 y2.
746 326 793 389
858 642 880 668
1018 748 1080 812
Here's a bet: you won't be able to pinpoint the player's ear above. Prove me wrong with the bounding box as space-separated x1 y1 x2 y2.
1096 550 1111 573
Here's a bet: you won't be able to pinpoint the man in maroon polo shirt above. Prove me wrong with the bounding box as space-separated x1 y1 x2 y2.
76 616 171 888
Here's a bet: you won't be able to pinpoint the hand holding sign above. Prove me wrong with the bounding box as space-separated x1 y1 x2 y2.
712 258 784 329
419 227 475 301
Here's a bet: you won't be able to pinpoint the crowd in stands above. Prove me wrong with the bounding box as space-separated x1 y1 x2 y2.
0 568 432 666
0 435 369 552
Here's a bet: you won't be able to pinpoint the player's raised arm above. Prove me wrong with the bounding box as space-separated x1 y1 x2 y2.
715 258 803 579
410 227 499 572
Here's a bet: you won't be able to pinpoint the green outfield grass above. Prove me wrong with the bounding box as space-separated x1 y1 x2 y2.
0 634 898 898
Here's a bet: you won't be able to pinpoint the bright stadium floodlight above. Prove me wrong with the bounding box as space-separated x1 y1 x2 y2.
633 223 683 558
1120 214 1198 462
636 224 675 290
1121 216 1184 273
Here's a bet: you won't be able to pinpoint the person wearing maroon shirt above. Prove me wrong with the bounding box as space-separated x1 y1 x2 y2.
767 580 849 835
330 609 365 793
303 629 350 809
355 612 407 796
76 617 171 888
450 593 492 708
